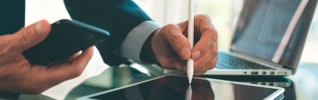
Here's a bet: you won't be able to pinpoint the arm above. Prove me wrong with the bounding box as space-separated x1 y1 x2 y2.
64 0 218 76
63 0 157 65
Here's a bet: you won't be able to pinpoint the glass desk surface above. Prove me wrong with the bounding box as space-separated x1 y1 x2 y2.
17 62 318 100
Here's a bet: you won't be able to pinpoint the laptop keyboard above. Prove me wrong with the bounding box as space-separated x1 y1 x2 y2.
216 52 274 70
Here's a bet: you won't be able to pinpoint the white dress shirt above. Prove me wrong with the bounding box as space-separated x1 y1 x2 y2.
117 21 162 63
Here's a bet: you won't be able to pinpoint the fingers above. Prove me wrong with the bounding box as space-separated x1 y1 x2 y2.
66 52 81 62
194 42 217 70
161 24 191 60
194 55 217 76
174 60 187 72
191 32 215 60
48 52 81 66
183 42 218 76
194 14 217 36
5 47 94 94
44 47 94 85
191 14 218 60
185 14 218 76
69 47 94 69
10 20 51 52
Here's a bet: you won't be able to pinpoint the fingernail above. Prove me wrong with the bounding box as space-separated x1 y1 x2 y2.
180 47 190 58
192 51 201 60
35 21 44 34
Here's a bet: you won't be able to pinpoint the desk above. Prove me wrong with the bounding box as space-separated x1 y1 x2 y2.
15 62 317 100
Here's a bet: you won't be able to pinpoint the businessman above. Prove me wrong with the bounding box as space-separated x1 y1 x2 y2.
0 0 218 94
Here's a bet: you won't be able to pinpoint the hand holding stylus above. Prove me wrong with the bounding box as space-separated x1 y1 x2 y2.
147 14 218 76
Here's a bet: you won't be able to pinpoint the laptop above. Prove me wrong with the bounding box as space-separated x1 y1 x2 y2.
165 0 317 76
77 74 285 100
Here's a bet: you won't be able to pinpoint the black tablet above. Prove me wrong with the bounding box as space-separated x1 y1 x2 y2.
77 75 284 100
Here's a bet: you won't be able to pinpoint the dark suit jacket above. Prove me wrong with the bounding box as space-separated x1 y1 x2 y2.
0 0 152 65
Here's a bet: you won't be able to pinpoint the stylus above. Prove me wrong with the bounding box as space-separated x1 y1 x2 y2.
187 0 194 84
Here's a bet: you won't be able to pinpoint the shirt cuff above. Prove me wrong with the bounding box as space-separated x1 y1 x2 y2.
117 21 162 63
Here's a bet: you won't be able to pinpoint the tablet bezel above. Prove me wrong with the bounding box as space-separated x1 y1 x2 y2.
77 74 284 100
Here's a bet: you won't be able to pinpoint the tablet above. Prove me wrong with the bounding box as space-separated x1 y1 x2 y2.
77 75 284 100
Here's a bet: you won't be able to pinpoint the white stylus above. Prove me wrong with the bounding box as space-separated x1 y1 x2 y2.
187 0 194 84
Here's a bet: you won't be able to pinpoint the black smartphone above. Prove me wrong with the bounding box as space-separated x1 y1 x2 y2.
22 19 110 66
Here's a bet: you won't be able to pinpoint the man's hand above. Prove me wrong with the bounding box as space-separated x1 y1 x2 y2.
148 14 218 76
0 20 94 94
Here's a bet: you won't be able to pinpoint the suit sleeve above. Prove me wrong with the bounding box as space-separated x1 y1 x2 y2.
63 0 155 65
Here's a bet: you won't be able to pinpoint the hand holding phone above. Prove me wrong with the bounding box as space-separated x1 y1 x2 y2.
23 19 110 66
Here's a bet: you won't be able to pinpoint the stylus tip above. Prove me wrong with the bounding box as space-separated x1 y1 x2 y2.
188 77 192 84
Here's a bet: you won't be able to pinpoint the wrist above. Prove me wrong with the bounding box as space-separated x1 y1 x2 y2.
140 29 159 64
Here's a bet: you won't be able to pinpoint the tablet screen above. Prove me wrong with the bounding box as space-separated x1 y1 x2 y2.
79 75 283 100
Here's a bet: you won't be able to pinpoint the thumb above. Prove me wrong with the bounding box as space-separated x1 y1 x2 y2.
161 24 191 60
11 20 51 52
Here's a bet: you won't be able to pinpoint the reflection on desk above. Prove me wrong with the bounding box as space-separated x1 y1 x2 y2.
186 85 192 100
17 62 317 100
78 75 214 100
202 62 318 100
77 75 283 100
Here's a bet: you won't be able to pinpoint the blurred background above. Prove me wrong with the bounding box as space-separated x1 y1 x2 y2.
25 0 317 64
133 0 318 64
24 0 317 99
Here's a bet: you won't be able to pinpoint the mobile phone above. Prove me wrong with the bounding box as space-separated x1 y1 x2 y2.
22 19 110 66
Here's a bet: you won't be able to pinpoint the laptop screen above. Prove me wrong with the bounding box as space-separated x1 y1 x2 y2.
231 0 317 69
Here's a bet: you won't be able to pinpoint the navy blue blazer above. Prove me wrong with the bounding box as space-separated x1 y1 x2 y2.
0 0 152 65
